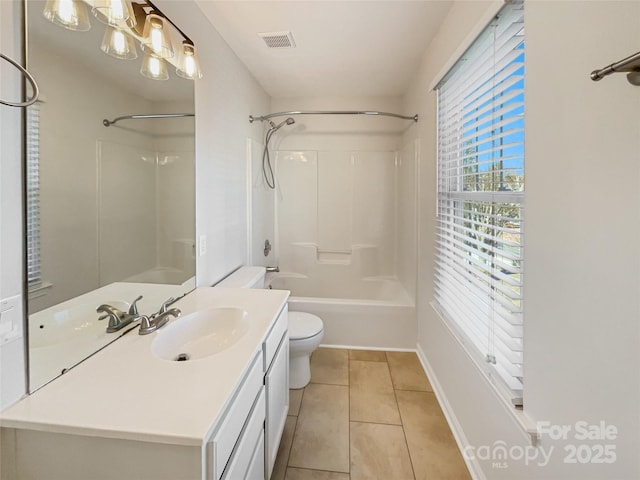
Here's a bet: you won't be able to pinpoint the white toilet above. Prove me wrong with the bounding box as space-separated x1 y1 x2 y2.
217 266 324 389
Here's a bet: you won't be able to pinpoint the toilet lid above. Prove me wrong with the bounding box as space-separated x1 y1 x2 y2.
289 312 323 340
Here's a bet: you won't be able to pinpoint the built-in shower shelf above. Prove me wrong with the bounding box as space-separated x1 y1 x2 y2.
316 249 352 264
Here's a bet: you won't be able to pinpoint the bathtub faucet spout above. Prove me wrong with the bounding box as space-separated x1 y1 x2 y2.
266 266 279 273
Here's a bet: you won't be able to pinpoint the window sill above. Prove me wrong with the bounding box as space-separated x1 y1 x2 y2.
429 301 539 446
28 281 53 300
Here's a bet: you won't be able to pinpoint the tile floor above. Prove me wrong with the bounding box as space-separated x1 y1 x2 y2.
271 348 471 480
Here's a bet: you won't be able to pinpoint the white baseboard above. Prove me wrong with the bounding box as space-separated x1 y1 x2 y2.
415 343 487 480
319 343 415 353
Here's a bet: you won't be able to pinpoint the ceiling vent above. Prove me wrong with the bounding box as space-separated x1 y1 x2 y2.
258 31 296 49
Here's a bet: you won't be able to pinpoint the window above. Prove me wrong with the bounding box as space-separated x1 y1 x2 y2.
26 102 41 289
435 2 525 399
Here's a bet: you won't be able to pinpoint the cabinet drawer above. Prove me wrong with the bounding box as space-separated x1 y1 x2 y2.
245 430 265 480
212 352 262 480
222 388 265 480
263 307 288 371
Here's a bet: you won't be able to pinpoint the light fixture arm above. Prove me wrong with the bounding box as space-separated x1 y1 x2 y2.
143 0 193 45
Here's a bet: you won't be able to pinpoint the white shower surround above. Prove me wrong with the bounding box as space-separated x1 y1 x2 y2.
267 99 419 350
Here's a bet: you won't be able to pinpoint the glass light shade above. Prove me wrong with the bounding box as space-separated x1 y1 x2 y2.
101 27 137 60
141 13 174 59
140 52 169 80
43 0 91 31
92 0 136 28
176 41 202 80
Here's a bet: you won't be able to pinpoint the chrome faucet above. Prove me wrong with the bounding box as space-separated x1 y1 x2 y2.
139 307 181 335
96 295 142 333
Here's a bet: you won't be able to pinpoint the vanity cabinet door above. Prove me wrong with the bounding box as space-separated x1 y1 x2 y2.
265 334 289 478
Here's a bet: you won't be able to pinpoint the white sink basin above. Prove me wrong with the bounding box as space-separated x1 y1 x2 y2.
151 307 250 361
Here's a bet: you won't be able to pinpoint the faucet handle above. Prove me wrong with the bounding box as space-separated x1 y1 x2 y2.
139 315 151 331
129 295 143 316
158 297 176 315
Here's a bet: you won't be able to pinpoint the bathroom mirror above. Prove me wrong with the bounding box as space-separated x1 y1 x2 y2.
25 0 196 391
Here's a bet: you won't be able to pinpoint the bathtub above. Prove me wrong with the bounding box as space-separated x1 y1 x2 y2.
267 273 416 349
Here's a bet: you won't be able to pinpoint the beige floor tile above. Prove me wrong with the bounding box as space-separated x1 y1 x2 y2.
396 390 471 480
288 384 350 473
289 389 304 416
350 360 401 425
349 349 387 362
350 421 415 480
271 416 298 480
310 348 349 386
285 467 350 480
386 351 431 391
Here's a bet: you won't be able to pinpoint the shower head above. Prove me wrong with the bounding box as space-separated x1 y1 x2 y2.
269 117 295 132
263 117 295 190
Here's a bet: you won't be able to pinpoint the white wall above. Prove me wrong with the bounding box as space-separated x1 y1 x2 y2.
0 0 27 410
158 1 270 287
405 1 640 479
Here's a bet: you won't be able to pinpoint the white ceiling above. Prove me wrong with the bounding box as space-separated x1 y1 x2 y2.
195 1 453 98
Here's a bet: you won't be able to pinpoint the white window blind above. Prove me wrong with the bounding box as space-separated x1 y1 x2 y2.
435 1 525 396
26 102 42 288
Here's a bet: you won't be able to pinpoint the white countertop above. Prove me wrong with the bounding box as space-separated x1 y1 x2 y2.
29 282 195 391
1 287 289 447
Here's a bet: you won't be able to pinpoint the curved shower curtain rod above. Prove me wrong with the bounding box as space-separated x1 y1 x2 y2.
103 113 195 127
249 110 419 123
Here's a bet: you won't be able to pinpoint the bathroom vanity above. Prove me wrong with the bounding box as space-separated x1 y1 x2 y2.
0 287 289 480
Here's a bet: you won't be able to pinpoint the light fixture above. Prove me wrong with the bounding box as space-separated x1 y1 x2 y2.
43 0 91 31
141 12 174 59
140 51 169 80
101 26 138 60
42 0 202 81
92 0 136 28
176 41 202 80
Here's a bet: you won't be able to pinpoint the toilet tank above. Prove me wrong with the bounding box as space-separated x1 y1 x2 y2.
216 266 266 289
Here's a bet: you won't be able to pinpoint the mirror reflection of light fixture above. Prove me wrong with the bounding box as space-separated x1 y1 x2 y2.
43 0 91 31
42 0 201 80
141 12 174 59
101 26 138 60
176 41 202 80
140 51 169 80
92 0 136 28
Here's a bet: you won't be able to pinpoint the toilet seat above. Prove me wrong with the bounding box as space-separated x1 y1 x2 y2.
289 312 323 340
